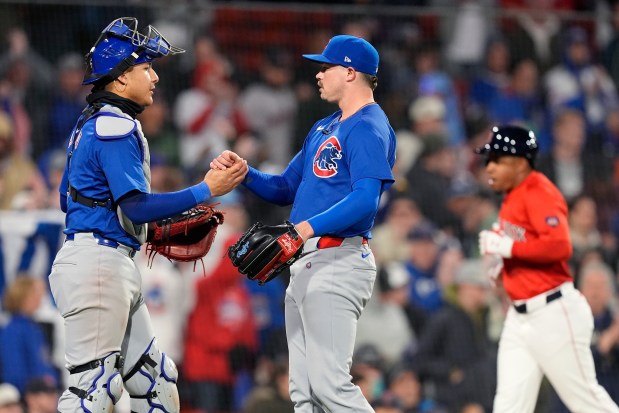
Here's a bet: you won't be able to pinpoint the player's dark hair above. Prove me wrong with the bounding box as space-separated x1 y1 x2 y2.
362 73 378 90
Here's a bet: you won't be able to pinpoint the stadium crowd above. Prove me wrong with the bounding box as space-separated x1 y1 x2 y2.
2 1 619 412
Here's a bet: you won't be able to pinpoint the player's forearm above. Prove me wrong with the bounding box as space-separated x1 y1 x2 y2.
511 238 572 263
307 178 380 236
242 166 297 206
118 183 211 224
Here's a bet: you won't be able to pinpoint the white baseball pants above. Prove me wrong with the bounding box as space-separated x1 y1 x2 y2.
494 282 619 413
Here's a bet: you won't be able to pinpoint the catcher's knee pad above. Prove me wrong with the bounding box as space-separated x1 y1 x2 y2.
65 352 124 413
123 338 180 413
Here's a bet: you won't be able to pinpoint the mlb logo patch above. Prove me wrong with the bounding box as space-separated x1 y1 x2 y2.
545 216 559 227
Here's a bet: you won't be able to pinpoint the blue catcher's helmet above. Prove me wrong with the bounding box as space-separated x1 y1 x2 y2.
475 125 538 166
83 17 184 86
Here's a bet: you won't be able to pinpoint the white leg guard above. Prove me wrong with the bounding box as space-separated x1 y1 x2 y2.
123 338 180 413
59 352 124 413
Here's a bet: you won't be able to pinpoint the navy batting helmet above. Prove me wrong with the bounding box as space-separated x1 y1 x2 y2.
475 125 538 166
83 17 184 87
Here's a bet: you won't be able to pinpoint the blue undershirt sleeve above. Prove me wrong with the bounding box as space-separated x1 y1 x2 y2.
307 178 382 236
242 165 301 206
60 193 67 213
118 182 211 224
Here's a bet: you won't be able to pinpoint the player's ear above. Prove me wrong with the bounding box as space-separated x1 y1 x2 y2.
346 67 356 81
515 156 531 173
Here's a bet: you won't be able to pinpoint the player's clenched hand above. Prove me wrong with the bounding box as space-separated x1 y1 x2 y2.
479 229 513 258
210 150 242 170
204 159 248 196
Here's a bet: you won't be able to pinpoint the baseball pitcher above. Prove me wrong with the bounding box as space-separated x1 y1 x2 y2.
215 35 396 413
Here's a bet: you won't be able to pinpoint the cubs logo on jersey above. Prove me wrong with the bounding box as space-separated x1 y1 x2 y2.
313 136 342 178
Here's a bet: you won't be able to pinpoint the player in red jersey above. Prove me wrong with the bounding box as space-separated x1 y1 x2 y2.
477 125 619 413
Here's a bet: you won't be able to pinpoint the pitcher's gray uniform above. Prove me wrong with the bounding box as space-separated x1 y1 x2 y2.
215 35 396 412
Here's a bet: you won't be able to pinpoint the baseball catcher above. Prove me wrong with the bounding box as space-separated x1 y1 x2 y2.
228 221 304 285
146 204 224 266
49 17 247 413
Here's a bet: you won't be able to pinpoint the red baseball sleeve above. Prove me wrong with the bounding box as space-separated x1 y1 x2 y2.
511 179 572 263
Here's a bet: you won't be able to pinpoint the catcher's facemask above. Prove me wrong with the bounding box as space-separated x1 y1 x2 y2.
84 17 185 86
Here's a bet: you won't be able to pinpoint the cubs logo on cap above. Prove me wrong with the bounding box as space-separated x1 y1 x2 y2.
302 35 379 76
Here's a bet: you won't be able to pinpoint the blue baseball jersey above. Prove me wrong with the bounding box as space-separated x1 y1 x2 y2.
60 110 149 249
288 103 396 237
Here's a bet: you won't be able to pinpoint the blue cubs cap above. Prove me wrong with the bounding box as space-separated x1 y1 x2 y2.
303 35 379 76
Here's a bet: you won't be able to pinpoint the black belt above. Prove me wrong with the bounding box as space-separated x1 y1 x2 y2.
514 290 562 314
66 233 137 258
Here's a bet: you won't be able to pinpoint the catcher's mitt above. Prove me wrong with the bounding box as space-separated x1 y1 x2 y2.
145 204 224 267
228 221 304 285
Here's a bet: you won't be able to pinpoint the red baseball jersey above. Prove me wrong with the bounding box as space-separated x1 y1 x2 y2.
499 171 573 300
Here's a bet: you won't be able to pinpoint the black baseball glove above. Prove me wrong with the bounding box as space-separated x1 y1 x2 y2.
228 221 304 285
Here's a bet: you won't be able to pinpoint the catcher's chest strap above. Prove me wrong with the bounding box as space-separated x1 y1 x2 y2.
70 186 116 210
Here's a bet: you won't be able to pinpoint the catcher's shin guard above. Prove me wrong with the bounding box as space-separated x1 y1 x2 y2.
123 338 180 413
59 352 124 413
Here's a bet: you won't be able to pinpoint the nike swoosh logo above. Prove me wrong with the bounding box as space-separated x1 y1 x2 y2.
361 252 371 259
316 125 325 130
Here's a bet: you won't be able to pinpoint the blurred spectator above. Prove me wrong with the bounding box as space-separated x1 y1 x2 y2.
374 365 447 413
243 360 293 413
351 344 388 406
489 58 544 133
23 377 59 413
405 132 459 233
409 259 496 412
415 44 466 146
445 178 491 257
504 0 563 73
442 0 495 77
544 25 619 133
239 47 298 172
0 28 53 160
38 149 65 210
0 28 53 90
568 195 617 279
394 95 448 191
603 0 619 90
182 219 258 413
44 52 87 158
0 383 23 413
356 262 419 370
404 224 445 315
173 54 248 181
372 195 426 265
0 276 58 394
537 108 614 205
0 110 47 210
136 252 190 370
467 37 511 113
137 93 181 167
550 261 619 411
460 106 493 180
